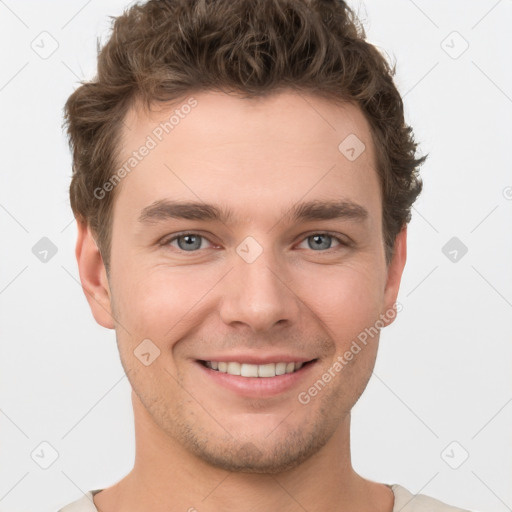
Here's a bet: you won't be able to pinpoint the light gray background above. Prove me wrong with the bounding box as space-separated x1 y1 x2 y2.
1 1 511 511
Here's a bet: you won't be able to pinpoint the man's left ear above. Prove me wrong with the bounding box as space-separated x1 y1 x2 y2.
382 227 407 327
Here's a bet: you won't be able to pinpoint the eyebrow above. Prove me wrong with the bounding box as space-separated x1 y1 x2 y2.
138 198 368 226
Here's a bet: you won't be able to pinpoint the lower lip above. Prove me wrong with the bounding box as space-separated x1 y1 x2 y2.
195 360 317 398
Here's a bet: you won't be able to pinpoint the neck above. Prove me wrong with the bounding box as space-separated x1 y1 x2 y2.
94 393 393 512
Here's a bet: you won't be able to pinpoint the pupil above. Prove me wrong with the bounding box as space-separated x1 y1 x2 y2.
311 234 330 250
179 235 201 250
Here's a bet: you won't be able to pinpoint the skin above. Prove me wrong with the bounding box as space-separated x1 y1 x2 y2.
76 90 406 512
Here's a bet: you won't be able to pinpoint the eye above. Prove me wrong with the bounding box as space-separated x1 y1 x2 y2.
297 233 347 251
161 231 349 253
165 232 214 252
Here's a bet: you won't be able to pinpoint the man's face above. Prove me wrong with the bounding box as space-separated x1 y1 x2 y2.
83 91 405 473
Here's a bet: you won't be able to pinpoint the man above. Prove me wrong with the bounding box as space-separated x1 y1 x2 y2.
59 0 472 510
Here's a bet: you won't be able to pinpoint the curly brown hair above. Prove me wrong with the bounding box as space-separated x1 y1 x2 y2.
63 0 426 270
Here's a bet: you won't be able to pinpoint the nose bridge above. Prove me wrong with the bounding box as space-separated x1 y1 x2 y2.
218 235 299 332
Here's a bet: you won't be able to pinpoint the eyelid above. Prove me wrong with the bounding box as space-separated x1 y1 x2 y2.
160 231 217 249
160 231 351 252
295 231 352 250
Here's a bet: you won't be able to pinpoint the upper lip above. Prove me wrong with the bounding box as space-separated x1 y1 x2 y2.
197 354 316 365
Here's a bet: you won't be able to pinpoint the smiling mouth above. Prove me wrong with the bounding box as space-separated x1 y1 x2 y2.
198 360 317 378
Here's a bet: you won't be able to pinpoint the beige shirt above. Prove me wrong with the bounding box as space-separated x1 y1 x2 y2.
57 484 472 511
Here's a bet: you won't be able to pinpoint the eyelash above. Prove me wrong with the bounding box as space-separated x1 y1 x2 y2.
160 231 351 253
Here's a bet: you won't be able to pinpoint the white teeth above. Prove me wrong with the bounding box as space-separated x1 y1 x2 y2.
258 363 276 377
241 363 259 377
227 362 241 375
275 362 287 375
204 361 307 377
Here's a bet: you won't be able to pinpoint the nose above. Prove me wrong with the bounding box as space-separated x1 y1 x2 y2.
218 241 301 333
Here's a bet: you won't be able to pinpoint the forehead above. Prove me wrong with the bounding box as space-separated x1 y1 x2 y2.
122 90 374 158
114 90 381 226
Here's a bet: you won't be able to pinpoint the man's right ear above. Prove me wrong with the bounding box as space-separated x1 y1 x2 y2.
75 220 115 329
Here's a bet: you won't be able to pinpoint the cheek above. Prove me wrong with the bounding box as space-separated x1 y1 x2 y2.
110 246 386 353
293 262 384 342
111 262 221 344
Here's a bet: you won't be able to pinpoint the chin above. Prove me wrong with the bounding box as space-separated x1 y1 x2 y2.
177 418 336 474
